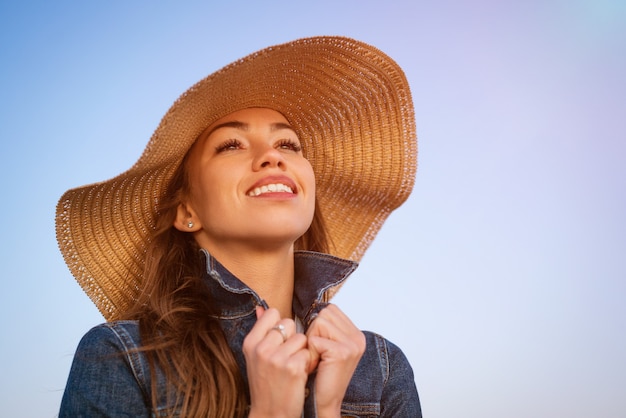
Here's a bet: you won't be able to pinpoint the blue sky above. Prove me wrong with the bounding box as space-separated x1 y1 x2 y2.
1 1 625 416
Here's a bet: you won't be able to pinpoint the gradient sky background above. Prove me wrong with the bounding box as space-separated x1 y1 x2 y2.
1 1 625 417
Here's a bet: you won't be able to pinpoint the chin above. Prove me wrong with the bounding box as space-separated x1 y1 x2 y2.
249 228 309 247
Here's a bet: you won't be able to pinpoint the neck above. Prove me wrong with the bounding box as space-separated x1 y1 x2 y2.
203 242 295 319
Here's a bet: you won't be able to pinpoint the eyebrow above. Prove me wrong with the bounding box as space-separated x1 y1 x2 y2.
270 122 297 133
205 121 248 137
205 120 297 137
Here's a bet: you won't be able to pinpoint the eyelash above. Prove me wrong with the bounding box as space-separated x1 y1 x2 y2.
215 139 241 153
277 139 302 152
215 139 302 153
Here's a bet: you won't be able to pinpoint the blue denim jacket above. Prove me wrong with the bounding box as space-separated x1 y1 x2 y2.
60 250 422 417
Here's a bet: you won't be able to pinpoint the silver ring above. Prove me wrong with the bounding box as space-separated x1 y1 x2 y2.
270 323 287 342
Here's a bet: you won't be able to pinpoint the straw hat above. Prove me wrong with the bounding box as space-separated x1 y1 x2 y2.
56 36 417 320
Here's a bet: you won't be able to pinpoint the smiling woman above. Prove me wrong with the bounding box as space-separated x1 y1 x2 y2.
56 36 420 417
180 108 317 271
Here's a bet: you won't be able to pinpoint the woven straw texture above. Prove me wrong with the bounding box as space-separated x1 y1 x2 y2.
56 36 417 320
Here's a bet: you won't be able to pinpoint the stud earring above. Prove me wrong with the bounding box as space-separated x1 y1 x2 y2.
187 221 194 229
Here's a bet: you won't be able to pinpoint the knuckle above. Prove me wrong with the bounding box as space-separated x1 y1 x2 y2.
284 361 301 377
268 354 283 369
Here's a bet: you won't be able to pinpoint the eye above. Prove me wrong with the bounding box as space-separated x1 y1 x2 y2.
215 138 242 153
276 139 302 153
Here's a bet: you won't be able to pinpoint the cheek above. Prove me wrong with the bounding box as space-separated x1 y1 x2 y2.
303 161 316 212
188 168 227 217
300 158 315 192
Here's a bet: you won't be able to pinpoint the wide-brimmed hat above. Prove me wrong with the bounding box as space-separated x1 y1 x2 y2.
56 36 417 320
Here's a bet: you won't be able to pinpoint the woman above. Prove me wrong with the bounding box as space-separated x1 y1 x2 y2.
57 36 421 417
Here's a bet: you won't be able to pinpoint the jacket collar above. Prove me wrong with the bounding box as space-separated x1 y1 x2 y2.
200 249 358 324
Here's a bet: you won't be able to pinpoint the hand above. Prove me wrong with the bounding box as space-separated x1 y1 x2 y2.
243 307 311 418
306 304 366 418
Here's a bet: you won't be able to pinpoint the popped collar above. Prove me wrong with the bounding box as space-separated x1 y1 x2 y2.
201 249 359 330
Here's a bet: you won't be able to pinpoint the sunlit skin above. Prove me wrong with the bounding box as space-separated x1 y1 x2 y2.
180 107 315 251
175 108 365 418
174 108 315 317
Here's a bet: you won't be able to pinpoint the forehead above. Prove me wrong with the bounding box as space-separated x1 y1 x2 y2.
207 107 292 130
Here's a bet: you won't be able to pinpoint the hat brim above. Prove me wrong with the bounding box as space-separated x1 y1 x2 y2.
56 36 417 320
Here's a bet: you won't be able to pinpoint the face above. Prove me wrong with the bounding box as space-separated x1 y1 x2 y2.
177 108 316 253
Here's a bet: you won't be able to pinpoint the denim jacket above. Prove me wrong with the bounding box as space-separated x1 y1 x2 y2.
60 250 421 417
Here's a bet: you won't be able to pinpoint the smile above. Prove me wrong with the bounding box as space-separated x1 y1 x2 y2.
247 183 294 197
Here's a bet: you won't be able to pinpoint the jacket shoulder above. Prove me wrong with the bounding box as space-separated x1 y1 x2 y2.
59 320 152 417
359 330 412 385
77 320 142 350
341 331 422 417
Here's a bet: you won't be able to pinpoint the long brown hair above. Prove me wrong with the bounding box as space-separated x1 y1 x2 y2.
122 150 329 416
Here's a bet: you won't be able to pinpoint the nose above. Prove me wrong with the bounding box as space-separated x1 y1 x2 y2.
252 144 285 171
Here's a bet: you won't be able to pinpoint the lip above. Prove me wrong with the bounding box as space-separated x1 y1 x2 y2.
246 175 298 197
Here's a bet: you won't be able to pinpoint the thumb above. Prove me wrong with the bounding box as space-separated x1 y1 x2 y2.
307 337 321 373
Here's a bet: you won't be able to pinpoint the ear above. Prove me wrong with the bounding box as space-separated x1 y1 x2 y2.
173 203 202 232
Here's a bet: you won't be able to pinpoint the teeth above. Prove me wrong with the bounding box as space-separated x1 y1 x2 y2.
248 183 294 197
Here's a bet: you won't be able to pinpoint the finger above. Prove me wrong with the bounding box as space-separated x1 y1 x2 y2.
265 319 297 345
308 330 366 366
279 332 308 354
255 305 265 319
308 334 353 357
244 308 281 349
268 324 288 343
290 346 316 375
307 304 358 340
306 305 365 366
316 304 356 333
307 342 321 373
307 334 336 358
306 312 338 341
254 333 310 374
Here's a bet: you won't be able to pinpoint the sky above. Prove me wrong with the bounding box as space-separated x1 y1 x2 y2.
1 1 625 417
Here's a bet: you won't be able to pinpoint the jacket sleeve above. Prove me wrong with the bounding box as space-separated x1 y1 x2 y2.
380 339 422 417
59 324 151 418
